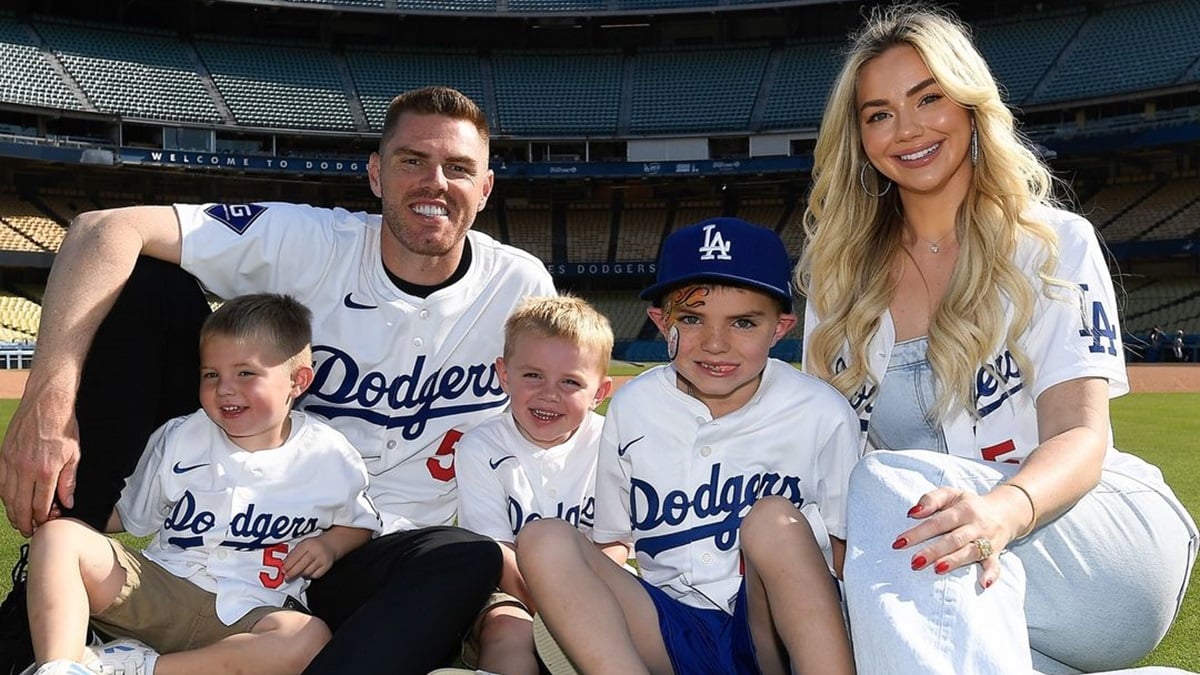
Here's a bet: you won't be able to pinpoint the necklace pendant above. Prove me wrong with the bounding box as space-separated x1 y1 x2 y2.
929 242 940 253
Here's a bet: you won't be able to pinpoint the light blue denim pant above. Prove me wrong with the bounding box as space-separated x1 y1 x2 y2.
844 450 1198 675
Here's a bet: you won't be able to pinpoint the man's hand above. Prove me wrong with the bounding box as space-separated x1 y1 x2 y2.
0 385 80 536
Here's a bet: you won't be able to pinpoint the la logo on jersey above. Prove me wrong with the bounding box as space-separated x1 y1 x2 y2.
698 223 733 260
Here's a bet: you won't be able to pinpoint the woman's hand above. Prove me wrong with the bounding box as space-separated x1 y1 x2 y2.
890 484 1034 589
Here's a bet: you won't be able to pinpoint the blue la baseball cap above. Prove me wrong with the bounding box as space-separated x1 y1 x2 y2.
640 217 794 312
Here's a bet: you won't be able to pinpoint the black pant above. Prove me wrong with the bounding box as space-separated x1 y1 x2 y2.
65 259 502 672
303 526 501 674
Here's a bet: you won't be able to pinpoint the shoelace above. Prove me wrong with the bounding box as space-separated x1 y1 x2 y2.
11 544 28 587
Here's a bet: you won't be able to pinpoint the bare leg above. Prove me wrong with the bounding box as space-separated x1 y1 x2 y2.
740 497 854 675
516 520 670 675
26 519 127 665
155 611 329 675
475 606 538 675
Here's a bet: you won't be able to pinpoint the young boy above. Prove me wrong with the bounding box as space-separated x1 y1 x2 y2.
516 218 861 675
448 295 615 675
22 294 382 675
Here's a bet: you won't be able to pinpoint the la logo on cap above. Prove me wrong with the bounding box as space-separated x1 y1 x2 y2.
698 223 733 261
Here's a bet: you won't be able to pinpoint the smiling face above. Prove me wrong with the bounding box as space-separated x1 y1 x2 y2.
368 111 494 282
649 285 796 419
198 334 312 452
497 333 613 450
857 43 974 202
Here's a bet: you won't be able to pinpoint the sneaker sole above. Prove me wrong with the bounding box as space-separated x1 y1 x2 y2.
532 613 579 675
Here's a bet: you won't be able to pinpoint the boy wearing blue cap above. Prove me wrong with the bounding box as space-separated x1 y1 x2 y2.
517 218 860 675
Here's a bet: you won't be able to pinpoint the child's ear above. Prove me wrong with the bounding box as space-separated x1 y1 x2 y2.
496 356 511 394
647 306 668 337
772 313 798 345
291 365 315 398
592 376 614 408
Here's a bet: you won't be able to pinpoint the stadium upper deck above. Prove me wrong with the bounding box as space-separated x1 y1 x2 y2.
0 0 1197 139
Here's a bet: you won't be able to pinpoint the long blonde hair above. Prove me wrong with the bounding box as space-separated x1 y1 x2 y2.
795 3 1063 419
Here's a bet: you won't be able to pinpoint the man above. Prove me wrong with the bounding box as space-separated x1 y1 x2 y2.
0 86 555 674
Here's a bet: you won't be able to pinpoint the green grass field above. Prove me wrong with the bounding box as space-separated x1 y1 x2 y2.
0 392 1196 668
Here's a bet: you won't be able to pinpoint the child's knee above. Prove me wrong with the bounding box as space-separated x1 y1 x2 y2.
29 517 93 558
741 496 812 548
514 518 577 565
260 612 331 672
478 606 534 650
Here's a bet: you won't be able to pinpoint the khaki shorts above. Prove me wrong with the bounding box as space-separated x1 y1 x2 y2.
460 590 529 668
91 540 287 653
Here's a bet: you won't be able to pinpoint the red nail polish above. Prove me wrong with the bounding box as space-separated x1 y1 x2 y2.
910 555 926 570
907 505 922 517
984 578 993 589
934 561 950 574
892 537 908 550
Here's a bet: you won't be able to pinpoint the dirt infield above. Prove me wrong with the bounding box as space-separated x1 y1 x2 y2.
0 364 1195 402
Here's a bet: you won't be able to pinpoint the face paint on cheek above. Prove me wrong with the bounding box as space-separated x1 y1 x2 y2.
667 324 679 361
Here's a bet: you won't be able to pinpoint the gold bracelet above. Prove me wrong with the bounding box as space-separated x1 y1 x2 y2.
998 481 1038 540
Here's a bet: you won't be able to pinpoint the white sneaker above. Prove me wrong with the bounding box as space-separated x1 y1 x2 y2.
23 661 94 675
80 640 159 675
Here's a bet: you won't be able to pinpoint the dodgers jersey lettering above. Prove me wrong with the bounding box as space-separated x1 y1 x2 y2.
117 410 381 624
593 359 860 613
176 203 556 531
456 410 603 542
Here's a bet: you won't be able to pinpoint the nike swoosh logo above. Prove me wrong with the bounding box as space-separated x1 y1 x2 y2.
618 435 644 457
172 461 209 474
343 293 378 310
489 455 517 470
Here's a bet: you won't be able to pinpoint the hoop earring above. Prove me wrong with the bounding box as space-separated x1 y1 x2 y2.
970 125 979 166
859 163 892 198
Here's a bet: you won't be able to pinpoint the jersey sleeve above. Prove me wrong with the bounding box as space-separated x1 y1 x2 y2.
327 439 384 535
1023 211 1129 401
591 405 633 546
805 386 862 541
175 202 353 299
455 428 519 543
115 416 184 536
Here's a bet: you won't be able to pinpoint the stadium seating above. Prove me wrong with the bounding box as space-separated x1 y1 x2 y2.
506 203 554 262
1033 0 1200 104
491 50 622 136
344 46 484 132
564 204 612 262
0 293 41 339
0 194 64 252
35 19 221 124
0 14 85 112
614 203 667 262
629 44 769 134
759 41 843 130
973 8 1086 106
195 36 354 130
579 290 650 341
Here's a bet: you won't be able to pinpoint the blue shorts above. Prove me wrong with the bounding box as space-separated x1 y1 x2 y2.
639 578 760 675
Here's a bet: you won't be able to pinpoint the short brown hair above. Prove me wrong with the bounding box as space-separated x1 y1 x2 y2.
503 295 613 375
200 293 313 370
379 86 490 152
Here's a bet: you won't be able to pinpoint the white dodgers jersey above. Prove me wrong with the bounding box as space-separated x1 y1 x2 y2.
176 203 556 531
456 410 603 543
592 359 861 613
117 410 381 624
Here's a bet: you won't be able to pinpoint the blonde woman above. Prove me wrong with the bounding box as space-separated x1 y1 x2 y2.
795 4 1196 674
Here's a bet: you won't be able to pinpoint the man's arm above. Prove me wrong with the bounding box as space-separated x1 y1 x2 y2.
0 206 183 536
